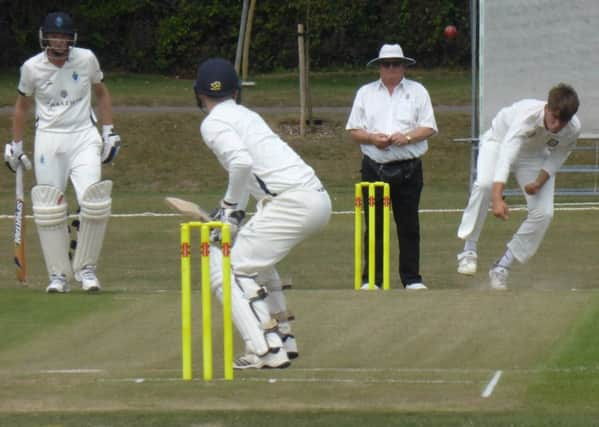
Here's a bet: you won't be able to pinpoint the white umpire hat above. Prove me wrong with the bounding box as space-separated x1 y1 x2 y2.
367 43 416 66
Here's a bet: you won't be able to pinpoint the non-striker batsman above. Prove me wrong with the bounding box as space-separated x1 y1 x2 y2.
5 11 121 293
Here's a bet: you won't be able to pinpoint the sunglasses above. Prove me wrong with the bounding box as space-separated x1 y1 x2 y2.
380 61 405 68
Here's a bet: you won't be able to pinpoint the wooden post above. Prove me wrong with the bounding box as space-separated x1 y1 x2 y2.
235 0 249 75
304 3 312 127
298 23 306 137
241 0 256 82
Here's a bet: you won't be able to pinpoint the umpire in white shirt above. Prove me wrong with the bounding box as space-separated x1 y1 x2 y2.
346 43 437 290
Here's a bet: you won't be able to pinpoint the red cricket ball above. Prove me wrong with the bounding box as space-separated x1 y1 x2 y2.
444 25 458 40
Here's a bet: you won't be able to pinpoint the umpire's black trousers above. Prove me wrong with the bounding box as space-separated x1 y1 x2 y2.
360 155 424 287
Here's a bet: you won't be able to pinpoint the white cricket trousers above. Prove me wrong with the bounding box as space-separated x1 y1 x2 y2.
233 187 332 275
34 127 102 202
457 133 555 263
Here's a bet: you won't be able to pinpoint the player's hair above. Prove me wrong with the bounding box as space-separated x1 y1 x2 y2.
547 83 579 122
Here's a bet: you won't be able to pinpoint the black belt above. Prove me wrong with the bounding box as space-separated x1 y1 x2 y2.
365 156 418 167
382 158 418 166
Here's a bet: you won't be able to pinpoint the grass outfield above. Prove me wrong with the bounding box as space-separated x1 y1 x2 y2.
1 71 599 425
0 211 598 425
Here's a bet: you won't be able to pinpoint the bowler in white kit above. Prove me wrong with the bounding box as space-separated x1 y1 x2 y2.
193 58 332 369
4 12 121 293
456 84 580 289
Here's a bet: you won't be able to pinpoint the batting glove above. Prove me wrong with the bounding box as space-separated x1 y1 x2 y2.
209 200 245 244
4 141 32 172
101 125 121 164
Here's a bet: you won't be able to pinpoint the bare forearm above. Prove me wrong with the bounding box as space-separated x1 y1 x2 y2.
349 129 391 149
94 83 114 125
524 169 550 195
389 126 436 145
12 96 29 141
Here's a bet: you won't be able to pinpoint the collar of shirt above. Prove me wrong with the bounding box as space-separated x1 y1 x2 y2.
375 78 404 95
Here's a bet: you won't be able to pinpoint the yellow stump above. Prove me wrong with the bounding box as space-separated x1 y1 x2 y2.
354 182 391 290
221 225 234 381
181 223 192 380
180 221 234 381
354 184 363 290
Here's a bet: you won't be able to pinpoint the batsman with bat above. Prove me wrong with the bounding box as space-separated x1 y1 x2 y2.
191 58 332 369
456 84 580 289
5 11 121 293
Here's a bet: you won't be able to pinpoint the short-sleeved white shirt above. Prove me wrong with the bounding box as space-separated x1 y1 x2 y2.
488 99 581 183
346 78 437 163
200 100 323 205
18 47 103 133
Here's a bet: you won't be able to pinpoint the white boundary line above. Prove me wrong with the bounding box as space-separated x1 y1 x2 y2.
40 369 104 374
481 370 502 398
2 202 599 220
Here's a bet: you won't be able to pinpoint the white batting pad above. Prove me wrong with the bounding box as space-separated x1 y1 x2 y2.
209 251 282 356
32 185 73 278
257 267 288 315
72 180 112 273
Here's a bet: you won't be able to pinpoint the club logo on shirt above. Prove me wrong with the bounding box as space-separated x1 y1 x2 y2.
60 90 68 98
72 71 79 81
546 138 559 147
210 81 222 92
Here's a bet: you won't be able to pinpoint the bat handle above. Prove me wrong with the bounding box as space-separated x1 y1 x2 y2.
16 165 24 200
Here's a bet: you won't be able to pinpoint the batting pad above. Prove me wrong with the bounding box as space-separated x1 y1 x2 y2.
32 185 73 278
209 251 282 356
257 267 289 316
72 180 112 273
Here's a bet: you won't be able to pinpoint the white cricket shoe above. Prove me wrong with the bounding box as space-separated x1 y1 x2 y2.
405 282 428 290
282 334 298 359
457 250 478 275
46 274 70 293
360 282 380 290
76 265 101 292
489 265 509 290
233 348 291 370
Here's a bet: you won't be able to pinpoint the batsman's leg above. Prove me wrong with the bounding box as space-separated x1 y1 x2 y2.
209 248 289 370
257 267 298 359
32 185 73 293
71 180 112 292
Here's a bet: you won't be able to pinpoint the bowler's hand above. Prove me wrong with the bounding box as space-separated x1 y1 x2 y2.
524 181 541 195
492 197 509 220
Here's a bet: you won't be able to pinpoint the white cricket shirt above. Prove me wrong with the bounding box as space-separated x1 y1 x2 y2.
489 99 581 183
346 78 437 163
200 100 323 205
17 47 104 133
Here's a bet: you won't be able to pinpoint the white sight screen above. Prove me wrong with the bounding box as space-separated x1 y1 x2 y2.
479 0 599 138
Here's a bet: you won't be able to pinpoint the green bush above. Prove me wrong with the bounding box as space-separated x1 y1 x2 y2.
2 0 469 73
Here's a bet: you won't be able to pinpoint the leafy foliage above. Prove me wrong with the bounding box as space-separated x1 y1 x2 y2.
1 0 470 73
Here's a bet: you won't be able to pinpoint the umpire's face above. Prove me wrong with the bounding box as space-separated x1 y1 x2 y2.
379 61 405 86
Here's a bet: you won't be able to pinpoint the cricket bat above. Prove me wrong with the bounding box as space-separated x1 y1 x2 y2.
14 164 27 282
164 196 212 221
